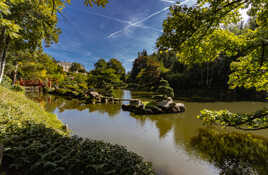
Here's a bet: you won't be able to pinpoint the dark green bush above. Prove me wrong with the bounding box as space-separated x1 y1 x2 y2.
157 79 174 98
1 122 155 175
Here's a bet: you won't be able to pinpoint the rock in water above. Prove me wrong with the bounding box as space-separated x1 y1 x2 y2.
122 97 185 115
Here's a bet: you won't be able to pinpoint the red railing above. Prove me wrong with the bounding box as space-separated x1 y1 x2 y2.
19 80 44 87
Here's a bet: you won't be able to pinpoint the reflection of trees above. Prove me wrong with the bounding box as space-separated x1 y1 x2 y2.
189 129 268 175
88 103 122 117
28 94 122 117
131 114 176 138
57 99 90 112
113 89 124 98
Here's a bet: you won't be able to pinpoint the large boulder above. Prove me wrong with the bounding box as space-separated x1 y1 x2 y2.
156 97 173 109
122 97 185 115
130 100 142 106
89 91 101 98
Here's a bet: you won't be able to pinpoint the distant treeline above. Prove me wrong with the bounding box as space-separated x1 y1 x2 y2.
127 49 266 100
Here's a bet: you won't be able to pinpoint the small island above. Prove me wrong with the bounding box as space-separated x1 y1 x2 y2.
122 96 185 114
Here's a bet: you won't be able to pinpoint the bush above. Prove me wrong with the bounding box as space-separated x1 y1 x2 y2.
1 123 154 175
157 79 174 98
0 86 155 175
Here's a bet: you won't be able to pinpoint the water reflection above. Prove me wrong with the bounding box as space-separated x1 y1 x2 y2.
189 128 268 175
26 90 268 175
27 91 124 116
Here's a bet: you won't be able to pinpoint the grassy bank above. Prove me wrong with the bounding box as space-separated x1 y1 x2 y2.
0 86 154 175
0 86 66 135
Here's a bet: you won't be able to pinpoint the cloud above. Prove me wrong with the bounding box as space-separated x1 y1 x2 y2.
70 7 162 35
107 7 169 38
107 0 196 39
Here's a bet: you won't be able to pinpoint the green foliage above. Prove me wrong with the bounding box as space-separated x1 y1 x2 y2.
10 84 25 92
88 58 126 93
128 51 161 90
70 62 86 73
1 122 154 175
0 86 66 135
83 0 109 7
1 75 12 89
6 50 64 81
228 50 268 92
155 0 268 129
0 86 154 175
197 108 268 130
190 128 268 175
107 58 126 81
57 73 89 97
157 79 174 97
157 0 268 93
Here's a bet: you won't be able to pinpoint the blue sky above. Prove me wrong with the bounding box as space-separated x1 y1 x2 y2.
44 0 248 71
44 0 194 71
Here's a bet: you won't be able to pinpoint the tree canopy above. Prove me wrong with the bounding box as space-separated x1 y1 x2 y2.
157 0 267 92
156 0 267 129
0 0 109 83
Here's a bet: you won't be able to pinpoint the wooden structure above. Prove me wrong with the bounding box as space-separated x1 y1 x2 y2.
18 79 57 93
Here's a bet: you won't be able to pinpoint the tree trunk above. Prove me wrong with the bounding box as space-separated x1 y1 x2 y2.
13 63 19 85
200 65 203 87
0 38 10 84
206 62 209 87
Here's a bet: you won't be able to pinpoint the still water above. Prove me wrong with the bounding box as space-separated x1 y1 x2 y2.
28 90 268 175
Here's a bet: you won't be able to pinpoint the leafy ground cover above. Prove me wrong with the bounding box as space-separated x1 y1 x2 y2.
0 86 155 175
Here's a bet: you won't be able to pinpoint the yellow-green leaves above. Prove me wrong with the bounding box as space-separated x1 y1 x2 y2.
83 0 108 7
198 108 268 130
0 1 10 16
0 19 21 39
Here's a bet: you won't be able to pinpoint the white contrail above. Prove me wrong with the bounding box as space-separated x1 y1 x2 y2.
132 7 170 26
107 7 169 38
107 0 194 38
160 0 176 3
70 7 162 33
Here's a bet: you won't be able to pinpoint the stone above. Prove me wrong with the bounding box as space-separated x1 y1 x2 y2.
89 91 100 98
122 97 185 115
176 103 185 112
130 100 142 106
156 97 174 109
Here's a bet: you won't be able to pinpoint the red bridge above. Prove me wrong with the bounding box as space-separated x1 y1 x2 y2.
19 80 45 87
19 79 57 88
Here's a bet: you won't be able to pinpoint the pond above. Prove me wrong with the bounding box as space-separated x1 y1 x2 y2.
27 90 268 175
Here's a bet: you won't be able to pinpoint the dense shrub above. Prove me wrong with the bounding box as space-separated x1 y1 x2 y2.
1 123 154 175
0 86 155 175
157 79 174 98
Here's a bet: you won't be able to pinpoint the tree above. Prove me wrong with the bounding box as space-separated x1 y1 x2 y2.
0 0 61 83
129 51 161 90
70 63 86 73
157 79 174 98
0 0 109 83
156 0 268 129
88 58 125 91
107 58 126 80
